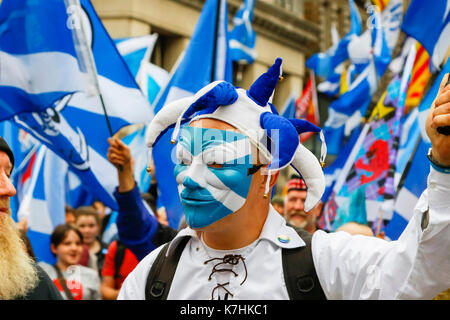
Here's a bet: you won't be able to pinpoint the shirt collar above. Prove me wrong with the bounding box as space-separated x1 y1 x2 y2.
166 205 305 256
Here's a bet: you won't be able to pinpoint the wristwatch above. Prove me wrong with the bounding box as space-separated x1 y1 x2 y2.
427 148 450 174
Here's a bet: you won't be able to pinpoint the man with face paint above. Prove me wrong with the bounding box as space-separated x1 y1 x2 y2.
118 64 450 300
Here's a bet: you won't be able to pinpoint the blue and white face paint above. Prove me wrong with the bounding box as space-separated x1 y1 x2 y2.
174 126 255 229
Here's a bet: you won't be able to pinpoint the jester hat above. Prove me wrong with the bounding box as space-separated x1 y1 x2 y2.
146 58 326 212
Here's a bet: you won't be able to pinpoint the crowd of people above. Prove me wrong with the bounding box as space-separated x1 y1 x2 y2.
0 64 449 301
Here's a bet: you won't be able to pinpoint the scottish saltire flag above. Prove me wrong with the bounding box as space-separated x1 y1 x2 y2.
138 61 170 105
348 0 403 72
114 34 169 105
401 0 450 71
317 63 356 98
321 44 415 232
64 169 95 209
385 138 429 240
1 0 153 210
280 92 298 119
150 0 233 228
114 34 158 79
229 0 256 64
306 0 361 79
17 145 67 264
320 125 361 207
0 0 91 120
323 7 392 155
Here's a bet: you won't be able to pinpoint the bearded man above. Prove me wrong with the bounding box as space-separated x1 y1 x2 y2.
283 176 323 234
0 137 62 300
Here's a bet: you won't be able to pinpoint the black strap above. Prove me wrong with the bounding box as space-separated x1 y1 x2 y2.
53 265 74 300
114 240 127 279
144 226 326 300
145 236 190 300
282 224 326 300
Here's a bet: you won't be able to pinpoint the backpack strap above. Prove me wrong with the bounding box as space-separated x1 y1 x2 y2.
282 225 327 300
145 236 190 300
114 240 127 280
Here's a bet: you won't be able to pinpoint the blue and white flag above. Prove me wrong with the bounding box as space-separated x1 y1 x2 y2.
385 138 429 240
17 145 67 264
150 0 233 228
0 0 91 120
401 0 450 71
114 34 158 79
1 0 153 210
306 0 362 79
280 91 298 119
348 0 403 72
229 0 257 64
323 8 392 154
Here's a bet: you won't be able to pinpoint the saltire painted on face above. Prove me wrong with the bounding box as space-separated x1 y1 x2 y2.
174 126 254 228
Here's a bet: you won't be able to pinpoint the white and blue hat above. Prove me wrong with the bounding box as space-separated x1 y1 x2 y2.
146 58 326 211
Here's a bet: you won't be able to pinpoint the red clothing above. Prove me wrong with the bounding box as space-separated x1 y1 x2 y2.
101 240 139 289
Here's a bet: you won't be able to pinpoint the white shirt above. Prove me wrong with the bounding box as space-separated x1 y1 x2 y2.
118 166 450 300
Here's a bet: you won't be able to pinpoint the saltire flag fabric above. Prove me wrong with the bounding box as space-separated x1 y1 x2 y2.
114 34 158 79
295 72 320 143
150 0 233 228
323 7 393 155
321 43 415 232
0 0 153 210
306 0 362 79
229 0 257 64
320 124 362 206
317 63 356 98
401 0 450 71
280 91 298 119
114 34 169 105
348 0 403 73
384 138 429 240
0 0 93 120
17 145 67 264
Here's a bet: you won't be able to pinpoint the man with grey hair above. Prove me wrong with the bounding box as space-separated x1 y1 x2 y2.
0 136 62 300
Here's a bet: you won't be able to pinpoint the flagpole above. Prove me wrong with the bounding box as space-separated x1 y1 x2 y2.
210 0 221 82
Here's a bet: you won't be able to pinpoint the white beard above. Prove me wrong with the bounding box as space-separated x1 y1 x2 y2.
0 214 39 300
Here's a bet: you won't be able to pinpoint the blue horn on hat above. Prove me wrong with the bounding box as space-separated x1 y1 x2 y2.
248 57 283 106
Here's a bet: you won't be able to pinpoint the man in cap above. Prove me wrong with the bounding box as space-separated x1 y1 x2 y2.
0 137 62 300
284 175 323 234
118 63 450 300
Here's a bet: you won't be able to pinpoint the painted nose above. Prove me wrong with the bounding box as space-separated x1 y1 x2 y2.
182 176 202 190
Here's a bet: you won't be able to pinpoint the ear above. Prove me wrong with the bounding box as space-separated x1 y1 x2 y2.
50 244 57 255
260 167 280 192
